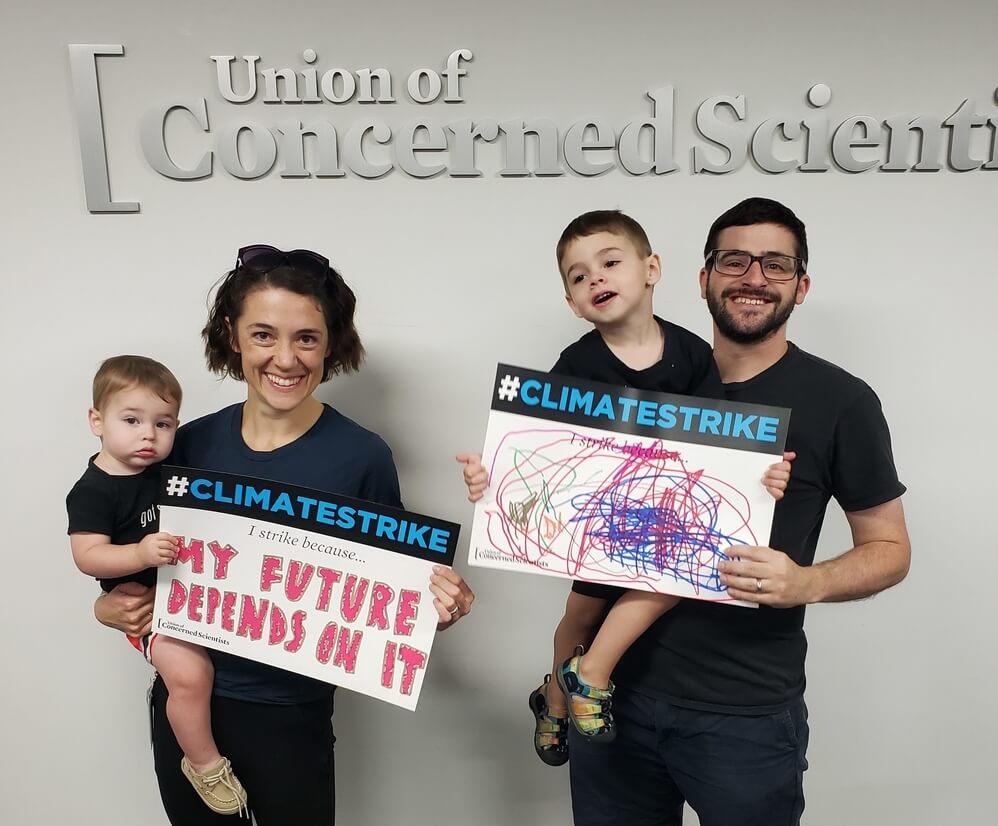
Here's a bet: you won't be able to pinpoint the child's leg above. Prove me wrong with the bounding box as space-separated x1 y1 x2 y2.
547 591 608 716
149 637 220 771
529 591 607 766
557 591 679 743
578 591 680 689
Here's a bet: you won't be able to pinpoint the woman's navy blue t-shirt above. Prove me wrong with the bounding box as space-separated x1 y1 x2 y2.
171 402 402 704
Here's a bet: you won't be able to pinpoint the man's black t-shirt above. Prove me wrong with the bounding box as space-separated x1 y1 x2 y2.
583 343 906 713
66 459 160 592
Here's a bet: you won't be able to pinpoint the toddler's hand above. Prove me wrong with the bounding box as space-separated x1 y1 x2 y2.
137 532 178 567
762 451 796 501
456 453 489 502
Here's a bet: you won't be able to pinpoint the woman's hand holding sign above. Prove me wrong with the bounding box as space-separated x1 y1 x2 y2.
432 565 475 629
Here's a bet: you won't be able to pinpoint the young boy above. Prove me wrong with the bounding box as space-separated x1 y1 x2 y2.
457 211 791 765
66 355 247 815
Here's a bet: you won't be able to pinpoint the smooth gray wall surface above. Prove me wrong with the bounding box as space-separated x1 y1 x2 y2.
2 0 995 823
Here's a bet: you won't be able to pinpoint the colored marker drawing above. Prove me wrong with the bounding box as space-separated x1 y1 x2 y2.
482 428 762 595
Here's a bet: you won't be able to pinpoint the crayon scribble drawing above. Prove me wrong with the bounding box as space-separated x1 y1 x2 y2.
480 427 768 598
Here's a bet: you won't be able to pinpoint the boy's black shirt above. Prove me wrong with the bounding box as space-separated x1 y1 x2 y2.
66 458 160 592
551 316 722 397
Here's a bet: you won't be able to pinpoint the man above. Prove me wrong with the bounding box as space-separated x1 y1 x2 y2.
567 197 911 826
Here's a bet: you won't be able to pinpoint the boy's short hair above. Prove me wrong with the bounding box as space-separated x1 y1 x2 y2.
555 210 653 279
92 355 182 411
703 197 809 265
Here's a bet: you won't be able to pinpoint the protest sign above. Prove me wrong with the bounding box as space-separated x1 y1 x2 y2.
153 467 459 710
469 364 790 604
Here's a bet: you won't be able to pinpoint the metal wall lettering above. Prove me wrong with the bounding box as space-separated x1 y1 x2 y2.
67 44 998 213
68 44 139 213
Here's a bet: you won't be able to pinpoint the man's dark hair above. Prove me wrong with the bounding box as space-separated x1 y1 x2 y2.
703 197 808 266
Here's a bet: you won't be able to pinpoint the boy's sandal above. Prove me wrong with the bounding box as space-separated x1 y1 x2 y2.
556 652 617 744
528 674 570 766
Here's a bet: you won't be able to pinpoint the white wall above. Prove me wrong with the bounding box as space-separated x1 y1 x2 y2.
2 0 995 823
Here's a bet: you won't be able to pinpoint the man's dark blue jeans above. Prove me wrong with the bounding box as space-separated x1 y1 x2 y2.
568 690 809 826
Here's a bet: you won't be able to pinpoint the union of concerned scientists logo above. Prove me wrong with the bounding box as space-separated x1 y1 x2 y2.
157 618 230 646
68 44 998 213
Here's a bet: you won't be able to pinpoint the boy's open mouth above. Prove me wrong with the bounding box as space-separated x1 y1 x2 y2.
593 291 617 305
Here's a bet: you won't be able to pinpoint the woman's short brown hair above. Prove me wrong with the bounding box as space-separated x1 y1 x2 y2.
202 261 364 382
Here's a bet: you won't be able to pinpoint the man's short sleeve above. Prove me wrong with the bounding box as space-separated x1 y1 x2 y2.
832 387 906 512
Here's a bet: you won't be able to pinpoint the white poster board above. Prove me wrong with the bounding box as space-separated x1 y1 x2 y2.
153 467 459 710
469 365 790 604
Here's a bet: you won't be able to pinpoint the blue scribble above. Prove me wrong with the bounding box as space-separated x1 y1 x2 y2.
569 473 746 591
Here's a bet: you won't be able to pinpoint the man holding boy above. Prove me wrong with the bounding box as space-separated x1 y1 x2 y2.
564 197 911 825
461 197 910 825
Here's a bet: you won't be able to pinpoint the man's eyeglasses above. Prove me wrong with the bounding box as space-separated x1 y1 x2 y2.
706 249 804 282
236 245 329 278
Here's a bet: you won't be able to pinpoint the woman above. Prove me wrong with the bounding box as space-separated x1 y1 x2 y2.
95 244 474 824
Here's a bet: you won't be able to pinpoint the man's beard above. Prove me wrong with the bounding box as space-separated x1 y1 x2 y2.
706 280 796 344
